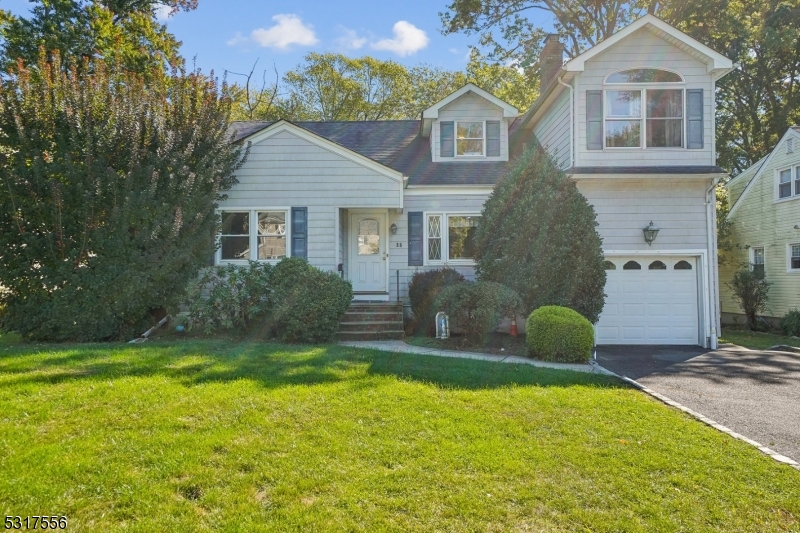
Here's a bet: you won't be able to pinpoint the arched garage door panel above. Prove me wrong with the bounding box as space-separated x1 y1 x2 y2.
597 257 699 345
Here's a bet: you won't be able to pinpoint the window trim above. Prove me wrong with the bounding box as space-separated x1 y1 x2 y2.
455 120 486 158
603 67 685 85
749 245 765 278
776 165 800 202
424 211 482 265
603 87 686 150
216 207 291 265
788 243 800 273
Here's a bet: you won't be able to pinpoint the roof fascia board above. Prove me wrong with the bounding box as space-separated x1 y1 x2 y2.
242 120 405 183
422 83 518 119
727 127 800 219
564 14 733 73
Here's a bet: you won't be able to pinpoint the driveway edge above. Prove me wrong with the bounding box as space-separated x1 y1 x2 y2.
601 368 800 471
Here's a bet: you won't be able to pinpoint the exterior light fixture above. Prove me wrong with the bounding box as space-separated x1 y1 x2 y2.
390 223 398 235
643 221 659 246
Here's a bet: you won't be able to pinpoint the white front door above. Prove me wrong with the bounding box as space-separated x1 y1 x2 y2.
349 211 387 293
596 256 700 345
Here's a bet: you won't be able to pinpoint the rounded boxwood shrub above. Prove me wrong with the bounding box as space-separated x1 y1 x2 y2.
526 305 594 363
408 267 465 335
271 257 353 343
780 309 800 337
436 281 522 343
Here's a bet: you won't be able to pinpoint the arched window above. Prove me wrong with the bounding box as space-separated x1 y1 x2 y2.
674 260 693 270
648 260 667 270
605 68 683 84
604 261 617 270
623 260 642 270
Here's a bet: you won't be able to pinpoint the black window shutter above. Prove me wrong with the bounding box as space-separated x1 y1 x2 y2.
408 212 423 266
687 89 704 149
440 121 454 157
291 207 307 260
486 120 501 156
586 90 603 150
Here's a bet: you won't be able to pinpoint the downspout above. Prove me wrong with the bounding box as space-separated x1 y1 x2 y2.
556 75 574 169
706 176 722 349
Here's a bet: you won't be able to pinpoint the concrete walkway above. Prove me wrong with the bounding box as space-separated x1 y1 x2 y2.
339 340 613 375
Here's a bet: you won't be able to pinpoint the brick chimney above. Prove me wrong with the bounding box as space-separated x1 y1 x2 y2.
539 34 565 89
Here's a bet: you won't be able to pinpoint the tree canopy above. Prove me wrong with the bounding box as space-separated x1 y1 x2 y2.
0 0 197 74
0 51 245 341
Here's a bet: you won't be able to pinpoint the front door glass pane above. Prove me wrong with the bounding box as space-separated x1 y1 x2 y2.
358 218 380 255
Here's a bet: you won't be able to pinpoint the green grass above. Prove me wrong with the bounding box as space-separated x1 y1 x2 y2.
0 339 798 532
720 327 800 351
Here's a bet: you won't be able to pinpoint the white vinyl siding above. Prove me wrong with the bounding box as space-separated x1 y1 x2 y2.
575 28 714 167
532 89 572 169
219 128 403 272
433 92 508 162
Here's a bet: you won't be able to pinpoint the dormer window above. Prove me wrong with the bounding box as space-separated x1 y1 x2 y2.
457 121 484 156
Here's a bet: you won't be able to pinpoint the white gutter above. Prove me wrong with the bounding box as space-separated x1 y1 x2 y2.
705 176 722 349
556 75 574 169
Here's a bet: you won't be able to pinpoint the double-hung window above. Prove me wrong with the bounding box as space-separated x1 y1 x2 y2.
426 213 481 263
750 246 765 278
790 244 800 271
218 209 288 263
604 68 685 149
778 165 800 200
456 122 484 156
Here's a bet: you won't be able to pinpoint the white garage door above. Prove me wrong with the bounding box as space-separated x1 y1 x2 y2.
596 257 699 345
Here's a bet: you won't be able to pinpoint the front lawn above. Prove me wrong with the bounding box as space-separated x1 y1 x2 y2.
720 327 800 351
1 340 798 532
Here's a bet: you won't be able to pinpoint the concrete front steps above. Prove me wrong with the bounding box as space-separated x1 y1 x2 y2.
338 302 404 341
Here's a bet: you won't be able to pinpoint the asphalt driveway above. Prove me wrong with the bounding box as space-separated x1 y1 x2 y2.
597 344 800 463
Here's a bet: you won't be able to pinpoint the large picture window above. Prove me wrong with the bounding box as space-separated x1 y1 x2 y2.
219 209 289 263
426 213 481 263
606 89 684 148
456 122 484 156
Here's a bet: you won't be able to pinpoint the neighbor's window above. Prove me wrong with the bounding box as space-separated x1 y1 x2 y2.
219 209 289 263
456 122 484 156
220 211 250 261
751 246 765 278
779 169 792 199
791 244 800 270
426 213 481 262
257 211 287 260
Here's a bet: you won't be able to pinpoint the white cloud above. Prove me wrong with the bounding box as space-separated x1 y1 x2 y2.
335 26 367 50
448 48 459 54
154 5 172 22
230 14 318 50
371 21 429 57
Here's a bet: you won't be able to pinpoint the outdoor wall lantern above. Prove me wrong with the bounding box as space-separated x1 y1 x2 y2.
643 221 660 246
390 223 398 235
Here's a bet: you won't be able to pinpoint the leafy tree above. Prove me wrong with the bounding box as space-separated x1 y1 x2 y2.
716 183 735 265
727 266 771 330
0 0 197 74
0 51 246 341
474 146 606 323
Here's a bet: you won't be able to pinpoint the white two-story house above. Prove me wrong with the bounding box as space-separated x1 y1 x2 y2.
222 14 734 348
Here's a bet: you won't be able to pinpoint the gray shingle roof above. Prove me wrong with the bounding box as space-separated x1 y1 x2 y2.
229 119 516 186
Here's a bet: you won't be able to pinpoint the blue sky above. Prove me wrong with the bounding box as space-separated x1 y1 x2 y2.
3 0 552 81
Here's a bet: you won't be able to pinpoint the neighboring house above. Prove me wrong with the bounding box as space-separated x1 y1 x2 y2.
222 14 733 348
720 127 800 325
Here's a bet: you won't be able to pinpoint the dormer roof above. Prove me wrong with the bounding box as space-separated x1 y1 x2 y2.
420 83 518 137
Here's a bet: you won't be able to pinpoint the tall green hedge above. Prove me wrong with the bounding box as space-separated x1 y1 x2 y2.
473 147 606 323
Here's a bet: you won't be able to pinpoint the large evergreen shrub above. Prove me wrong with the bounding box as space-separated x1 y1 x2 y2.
0 52 246 341
271 258 353 343
408 268 466 335
473 147 606 323
436 281 522 343
526 306 593 363
779 309 800 337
